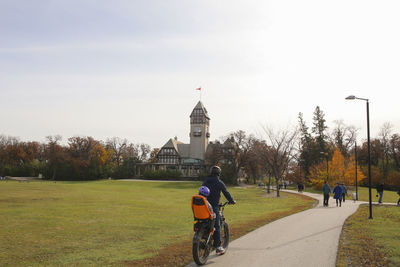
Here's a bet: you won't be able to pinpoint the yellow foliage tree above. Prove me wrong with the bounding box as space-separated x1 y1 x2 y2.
309 148 365 188
343 155 366 186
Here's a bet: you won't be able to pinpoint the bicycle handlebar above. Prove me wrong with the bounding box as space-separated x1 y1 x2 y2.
219 201 235 207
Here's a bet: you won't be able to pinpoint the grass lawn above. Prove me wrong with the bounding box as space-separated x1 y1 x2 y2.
337 205 400 266
0 180 315 266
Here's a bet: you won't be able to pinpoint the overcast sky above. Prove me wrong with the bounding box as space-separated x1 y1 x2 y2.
1 0 400 148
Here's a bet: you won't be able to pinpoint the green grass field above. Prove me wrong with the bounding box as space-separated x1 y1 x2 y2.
337 205 400 266
0 180 315 266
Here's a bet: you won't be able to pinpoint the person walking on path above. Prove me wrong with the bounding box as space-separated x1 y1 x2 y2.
333 183 343 207
322 181 331 207
340 183 347 202
397 189 400 206
297 182 304 193
376 183 384 204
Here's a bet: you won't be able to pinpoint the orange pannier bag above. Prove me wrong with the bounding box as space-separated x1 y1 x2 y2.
191 195 213 220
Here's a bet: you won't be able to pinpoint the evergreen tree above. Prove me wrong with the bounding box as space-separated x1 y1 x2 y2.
312 106 329 155
298 112 314 177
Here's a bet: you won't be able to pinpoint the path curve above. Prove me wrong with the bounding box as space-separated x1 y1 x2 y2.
186 190 362 267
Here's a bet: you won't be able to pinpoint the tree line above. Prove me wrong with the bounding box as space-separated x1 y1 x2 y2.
1 106 400 190
0 135 158 180
205 106 400 191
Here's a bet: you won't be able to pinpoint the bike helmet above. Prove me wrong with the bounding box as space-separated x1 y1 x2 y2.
210 165 221 176
199 186 210 197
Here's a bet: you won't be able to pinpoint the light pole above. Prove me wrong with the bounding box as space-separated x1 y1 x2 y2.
354 141 358 200
345 95 372 219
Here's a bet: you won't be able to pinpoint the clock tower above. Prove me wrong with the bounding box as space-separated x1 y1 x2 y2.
189 101 210 160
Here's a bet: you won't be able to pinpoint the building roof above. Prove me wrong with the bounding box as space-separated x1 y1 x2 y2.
177 143 190 158
190 101 210 120
162 138 183 151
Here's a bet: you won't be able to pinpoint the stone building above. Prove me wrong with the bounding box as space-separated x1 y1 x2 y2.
156 101 211 177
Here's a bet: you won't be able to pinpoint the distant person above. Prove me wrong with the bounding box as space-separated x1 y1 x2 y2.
397 189 400 206
283 180 287 189
376 183 384 204
340 183 347 202
322 181 331 207
333 183 343 207
298 182 304 193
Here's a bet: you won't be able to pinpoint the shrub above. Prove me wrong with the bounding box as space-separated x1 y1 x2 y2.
142 170 182 180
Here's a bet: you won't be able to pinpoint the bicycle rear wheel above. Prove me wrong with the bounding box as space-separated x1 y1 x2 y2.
220 221 230 249
192 228 210 265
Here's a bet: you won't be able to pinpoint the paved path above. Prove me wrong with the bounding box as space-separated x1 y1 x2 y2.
186 190 362 267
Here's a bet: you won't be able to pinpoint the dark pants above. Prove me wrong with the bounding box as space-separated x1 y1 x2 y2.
323 194 329 206
336 198 342 207
213 207 221 248
342 193 346 202
378 191 383 203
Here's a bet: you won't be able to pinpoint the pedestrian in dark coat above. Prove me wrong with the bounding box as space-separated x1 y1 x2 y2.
376 183 384 204
322 181 331 207
340 183 347 202
397 189 400 206
333 183 343 207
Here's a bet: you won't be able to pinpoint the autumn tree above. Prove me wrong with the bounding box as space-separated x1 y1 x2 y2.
67 136 108 179
44 135 64 180
310 148 365 189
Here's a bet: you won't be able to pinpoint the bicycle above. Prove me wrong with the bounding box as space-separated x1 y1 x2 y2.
192 202 231 265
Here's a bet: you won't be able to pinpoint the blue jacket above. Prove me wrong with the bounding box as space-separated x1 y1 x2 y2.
202 175 234 209
333 185 342 199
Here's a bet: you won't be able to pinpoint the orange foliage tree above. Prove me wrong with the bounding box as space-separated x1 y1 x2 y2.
310 148 365 189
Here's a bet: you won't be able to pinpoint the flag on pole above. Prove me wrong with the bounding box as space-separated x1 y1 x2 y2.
196 87 201 91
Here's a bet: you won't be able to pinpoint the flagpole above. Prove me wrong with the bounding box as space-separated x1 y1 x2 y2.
196 87 202 101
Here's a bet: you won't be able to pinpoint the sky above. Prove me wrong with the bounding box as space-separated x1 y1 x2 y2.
1 0 400 148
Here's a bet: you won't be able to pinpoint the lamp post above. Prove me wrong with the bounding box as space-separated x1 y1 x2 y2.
354 141 358 200
345 95 372 219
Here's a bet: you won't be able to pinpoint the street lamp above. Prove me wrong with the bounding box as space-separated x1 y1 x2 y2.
345 95 372 219
354 141 358 200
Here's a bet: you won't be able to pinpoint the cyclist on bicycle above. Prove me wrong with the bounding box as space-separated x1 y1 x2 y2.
202 165 236 255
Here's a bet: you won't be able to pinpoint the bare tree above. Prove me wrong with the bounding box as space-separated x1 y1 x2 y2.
379 122 393 179
139 143 151 161
261 126 298 197
390 134 400 169
228 130 254 183
331 120 358 158
105 137 128 167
